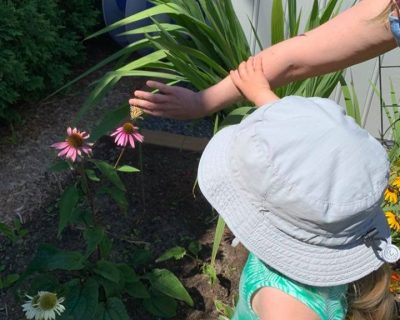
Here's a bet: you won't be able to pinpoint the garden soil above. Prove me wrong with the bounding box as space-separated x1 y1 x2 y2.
0 38 247 319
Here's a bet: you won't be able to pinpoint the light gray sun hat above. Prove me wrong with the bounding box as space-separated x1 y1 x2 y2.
198 96 400 287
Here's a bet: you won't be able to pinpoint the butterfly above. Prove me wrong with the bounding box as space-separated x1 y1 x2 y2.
130 105 143 121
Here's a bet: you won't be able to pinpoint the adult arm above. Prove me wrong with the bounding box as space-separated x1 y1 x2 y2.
130 0 397 119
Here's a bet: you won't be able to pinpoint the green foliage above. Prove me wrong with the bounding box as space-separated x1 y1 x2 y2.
371 79 400 161
28 244 86 272
156 246 187 262
187 240 202 257
0 219 28 242
201 262 218 285
339 75 362 126
148 268 194 306
0 263 19 290
215 299 235 320
58 278 99 320
272 0 344 98
95 297 130 320
0 0 99 122
16 125 193 318
58 185 80 236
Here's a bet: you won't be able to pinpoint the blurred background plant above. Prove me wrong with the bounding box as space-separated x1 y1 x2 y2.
0 0 100 123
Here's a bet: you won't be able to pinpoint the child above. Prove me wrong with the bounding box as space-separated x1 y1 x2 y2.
197 56 400 320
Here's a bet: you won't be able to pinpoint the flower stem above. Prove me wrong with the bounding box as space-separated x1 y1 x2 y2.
114 147 126 169
138 143 146 214
79 162 97 225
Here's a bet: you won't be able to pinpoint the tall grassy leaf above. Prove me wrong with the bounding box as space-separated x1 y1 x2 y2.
271 0 284 45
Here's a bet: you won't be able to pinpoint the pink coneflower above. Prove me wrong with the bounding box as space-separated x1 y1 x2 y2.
51 127 92 162
111 122 144 148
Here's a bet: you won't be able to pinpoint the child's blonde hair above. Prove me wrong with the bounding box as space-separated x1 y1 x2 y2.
347 264 397 320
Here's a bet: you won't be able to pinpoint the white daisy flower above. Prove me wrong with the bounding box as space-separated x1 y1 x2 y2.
22 291 65 320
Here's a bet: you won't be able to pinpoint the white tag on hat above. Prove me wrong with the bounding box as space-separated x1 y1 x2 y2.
381 243 400 263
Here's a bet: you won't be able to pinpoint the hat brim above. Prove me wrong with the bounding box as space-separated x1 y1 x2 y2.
198 125 390 286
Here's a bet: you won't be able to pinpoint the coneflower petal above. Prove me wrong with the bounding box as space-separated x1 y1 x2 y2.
129 135 135 148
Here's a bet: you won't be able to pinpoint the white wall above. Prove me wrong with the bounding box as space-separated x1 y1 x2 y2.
231 0 400 138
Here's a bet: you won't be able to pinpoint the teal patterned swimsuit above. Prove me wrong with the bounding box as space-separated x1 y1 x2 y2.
232 253 348 320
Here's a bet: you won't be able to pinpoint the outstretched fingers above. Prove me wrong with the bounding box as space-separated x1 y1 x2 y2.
145 80 174 94
131 90 170 104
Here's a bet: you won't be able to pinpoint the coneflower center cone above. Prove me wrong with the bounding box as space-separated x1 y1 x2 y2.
38 292 58 310
122 123 135 134
67 133 84 148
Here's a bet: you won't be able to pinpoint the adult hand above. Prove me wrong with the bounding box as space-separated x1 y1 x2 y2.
129 80 208 120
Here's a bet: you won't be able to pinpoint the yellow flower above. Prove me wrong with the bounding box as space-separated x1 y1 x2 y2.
392 177 400 189
390 270 400 293
384 187 398 205
385 211 400 232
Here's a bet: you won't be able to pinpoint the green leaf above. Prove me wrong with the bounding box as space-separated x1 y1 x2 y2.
148 269 193 306
86 169 100 182
94 303 106 320
214 299 235 318
84 226 105 258
58 185 80 236
99 235 113 259
49 160 71 173
58 279 81 320
94 275 124 298
30 273 59 293
119 23 184 36
125 280 150 299
106 298 130 320
340 75 361 126
28 244 85 272
2 273 19 288
211 216 225 266
219 106 255 129
116 264 139 283
59 278 99 320
156 246 186 263
320 0 340 24
143 291 177 318
0 222 16 241
92 160 126 191
95 298 130 320
116 165 140 173
70 208 93 226
130 248 152 268
102 186 128 213
71 278 99 320
188 241 202 257
201 262 217 285
94 260 120 283
271 0 284 45
86 3 181 39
